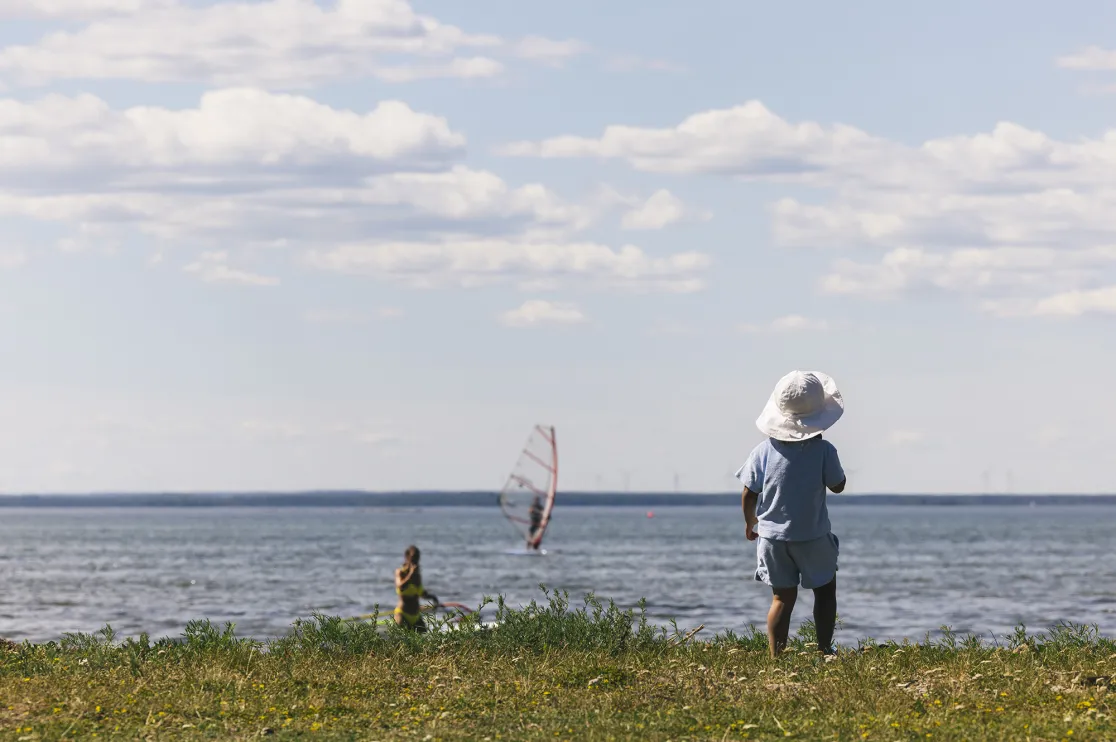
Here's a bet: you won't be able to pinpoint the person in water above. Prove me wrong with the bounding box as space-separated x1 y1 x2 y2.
527 495 545 549
394 545 438 632
737 370 847 658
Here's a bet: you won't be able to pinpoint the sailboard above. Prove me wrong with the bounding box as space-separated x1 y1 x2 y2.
498 425 557 552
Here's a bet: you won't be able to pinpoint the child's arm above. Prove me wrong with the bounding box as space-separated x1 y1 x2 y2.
824 443 846 494
742 487 759 541
736 447 764 541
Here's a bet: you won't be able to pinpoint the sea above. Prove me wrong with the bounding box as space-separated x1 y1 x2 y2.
1 497 1115 645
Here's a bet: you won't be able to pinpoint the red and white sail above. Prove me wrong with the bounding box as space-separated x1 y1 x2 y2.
498 425 557 549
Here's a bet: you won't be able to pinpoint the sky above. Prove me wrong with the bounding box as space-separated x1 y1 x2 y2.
2 0 1116 494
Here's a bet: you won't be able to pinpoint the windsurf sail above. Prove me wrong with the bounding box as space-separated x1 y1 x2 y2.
498 425 557 550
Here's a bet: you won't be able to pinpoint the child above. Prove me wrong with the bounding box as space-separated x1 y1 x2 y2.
394 545 439 632
736 370 847 657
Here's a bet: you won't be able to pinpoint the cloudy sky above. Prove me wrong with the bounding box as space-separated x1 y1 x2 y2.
2 0 1115 494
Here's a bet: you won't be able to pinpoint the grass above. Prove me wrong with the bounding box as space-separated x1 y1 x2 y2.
1 589 1114 741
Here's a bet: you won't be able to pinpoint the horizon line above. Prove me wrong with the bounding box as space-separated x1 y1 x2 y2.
1 490 1114 498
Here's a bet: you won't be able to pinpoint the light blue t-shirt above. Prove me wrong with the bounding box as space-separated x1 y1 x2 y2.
735 437 845 542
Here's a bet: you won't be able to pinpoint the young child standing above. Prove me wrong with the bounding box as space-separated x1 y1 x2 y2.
737 370 847 657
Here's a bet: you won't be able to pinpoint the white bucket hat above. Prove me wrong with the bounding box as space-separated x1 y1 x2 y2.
756 370 844 442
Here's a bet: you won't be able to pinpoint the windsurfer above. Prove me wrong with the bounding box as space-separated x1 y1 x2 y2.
528 495 544 549
394 545 438 632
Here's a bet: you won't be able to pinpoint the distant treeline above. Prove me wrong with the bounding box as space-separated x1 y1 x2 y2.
0 492 1114 507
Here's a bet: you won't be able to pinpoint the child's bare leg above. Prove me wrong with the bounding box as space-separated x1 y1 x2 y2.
767 587 797 657
812 578 837 654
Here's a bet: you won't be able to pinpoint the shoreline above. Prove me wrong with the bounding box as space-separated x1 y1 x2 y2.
2 492 1115 507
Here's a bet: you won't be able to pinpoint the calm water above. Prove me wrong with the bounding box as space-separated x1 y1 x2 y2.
1 505 1114 644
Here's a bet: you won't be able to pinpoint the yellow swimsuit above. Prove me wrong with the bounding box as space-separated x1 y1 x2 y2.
395 577 425 625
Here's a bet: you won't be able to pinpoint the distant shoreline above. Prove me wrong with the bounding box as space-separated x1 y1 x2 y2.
0 492 1114 507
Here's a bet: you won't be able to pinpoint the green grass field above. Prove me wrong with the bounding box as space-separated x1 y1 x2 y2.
2 591 1113 740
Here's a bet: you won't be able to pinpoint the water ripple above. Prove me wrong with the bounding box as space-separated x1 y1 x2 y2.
0 504 1113 643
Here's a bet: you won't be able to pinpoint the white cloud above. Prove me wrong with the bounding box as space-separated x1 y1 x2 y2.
0 0 585 88
771 189 1116 253
0 89 713 294
0 0 162 19
305 239 709 292
0 170 593 249
366 58 505 84
0 88 464 178
1031 285 1116 316
504 102 1116 190
0 91 580 238
620 189 705 230
499 300 587 328
770 315 829 332
344 167 595 229
739 314 829 333
822 247 1116 301
511 36 589 66
501 100 893 178
183 251 278 286
1056 46 1116 70
507 101 1116 315
984 285 1116 318
0 248 26 269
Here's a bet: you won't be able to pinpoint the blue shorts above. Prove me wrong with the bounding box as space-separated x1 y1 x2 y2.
755 533 839 589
